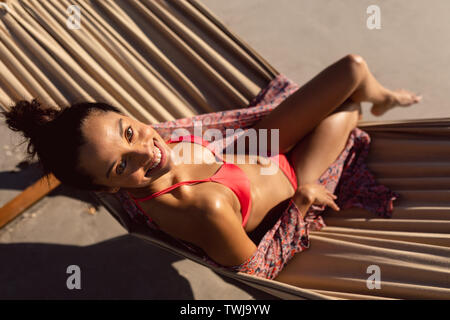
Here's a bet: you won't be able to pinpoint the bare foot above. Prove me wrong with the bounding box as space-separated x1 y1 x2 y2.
371 89 423 116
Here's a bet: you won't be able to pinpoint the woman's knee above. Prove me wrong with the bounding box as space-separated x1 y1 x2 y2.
340 54 367 85
346 54 365 65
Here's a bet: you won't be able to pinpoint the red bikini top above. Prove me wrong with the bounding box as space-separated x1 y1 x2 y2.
127 135 252 227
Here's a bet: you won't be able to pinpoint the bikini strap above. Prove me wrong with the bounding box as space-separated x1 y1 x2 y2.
129 178 212 202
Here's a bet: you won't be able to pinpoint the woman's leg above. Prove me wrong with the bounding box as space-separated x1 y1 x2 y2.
252 54 421 154
289 101 360 188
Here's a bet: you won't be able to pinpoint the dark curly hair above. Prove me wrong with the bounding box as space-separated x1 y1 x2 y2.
1 99 123 191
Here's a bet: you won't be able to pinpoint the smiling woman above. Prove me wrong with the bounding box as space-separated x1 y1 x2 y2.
78 109 173 194
1 97 260 267
1 99 180 195
0 99 135 192
1 52 424 272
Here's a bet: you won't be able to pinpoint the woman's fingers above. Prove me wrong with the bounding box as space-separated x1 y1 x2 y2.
327 198 340 211
322 187 337 198
331 202 340 211
324 188 337 199
329 193 339 208
305 183 340 211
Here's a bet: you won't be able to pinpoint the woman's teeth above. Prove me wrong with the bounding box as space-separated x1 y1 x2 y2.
148 146 162 172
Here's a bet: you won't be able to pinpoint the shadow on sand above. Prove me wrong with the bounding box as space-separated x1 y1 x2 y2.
0 162 277 299
0 234 276 299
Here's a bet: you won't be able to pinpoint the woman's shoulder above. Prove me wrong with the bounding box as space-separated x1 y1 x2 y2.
165 190 258 267
151 189 233 244
160 188 230 224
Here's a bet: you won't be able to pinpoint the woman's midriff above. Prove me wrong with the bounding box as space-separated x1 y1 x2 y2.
225 153 297 233
165 141 297 232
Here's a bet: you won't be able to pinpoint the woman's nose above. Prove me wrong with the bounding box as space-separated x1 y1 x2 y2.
133 126 154 166
137 145 151 156
135 145 153 166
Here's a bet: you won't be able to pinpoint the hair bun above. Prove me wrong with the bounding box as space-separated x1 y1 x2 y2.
1 99 60 157
2 99 59 139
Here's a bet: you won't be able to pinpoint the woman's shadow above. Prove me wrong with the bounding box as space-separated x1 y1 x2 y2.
0 160 189 299
0 235 277 300
0 164 276 299
0 234 195 299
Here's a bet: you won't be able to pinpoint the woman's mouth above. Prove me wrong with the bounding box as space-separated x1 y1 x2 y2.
145 140 165 177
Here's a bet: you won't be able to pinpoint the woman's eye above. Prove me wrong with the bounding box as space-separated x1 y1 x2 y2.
116 159 126 175
126 126 133 142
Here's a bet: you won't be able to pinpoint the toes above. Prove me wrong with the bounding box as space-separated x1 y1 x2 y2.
398 90 423 105
411 93 422 104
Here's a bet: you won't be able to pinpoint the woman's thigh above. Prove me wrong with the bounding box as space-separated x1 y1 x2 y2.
289 103 360 186
252 54 364 153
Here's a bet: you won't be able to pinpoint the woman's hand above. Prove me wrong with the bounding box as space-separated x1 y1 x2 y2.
293 183 340 217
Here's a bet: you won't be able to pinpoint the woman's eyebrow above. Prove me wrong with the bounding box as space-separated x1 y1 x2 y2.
106 118 123 179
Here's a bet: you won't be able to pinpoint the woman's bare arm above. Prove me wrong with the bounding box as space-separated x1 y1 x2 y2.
156 195 258 267
193 198 258 266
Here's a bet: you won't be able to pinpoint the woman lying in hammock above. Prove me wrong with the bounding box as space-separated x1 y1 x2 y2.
2 54 421 268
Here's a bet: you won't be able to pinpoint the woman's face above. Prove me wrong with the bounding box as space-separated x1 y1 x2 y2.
78 111 172 192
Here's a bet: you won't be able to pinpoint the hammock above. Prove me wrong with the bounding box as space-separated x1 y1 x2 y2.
1 0 449 300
